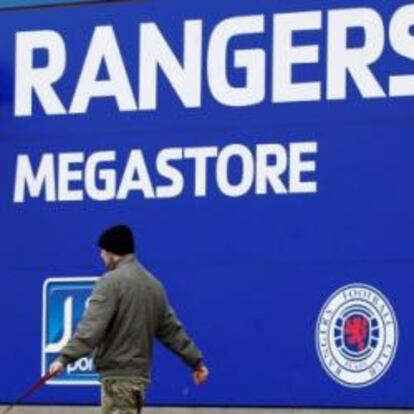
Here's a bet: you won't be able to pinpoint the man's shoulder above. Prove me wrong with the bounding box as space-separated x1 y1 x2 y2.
101 268 121 281
136 263 165 288
102 257 138 279
102 260 164 290
95 271 118 289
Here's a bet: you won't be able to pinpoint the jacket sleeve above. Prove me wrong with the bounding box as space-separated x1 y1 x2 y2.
156 289 203 369
57 276 118 366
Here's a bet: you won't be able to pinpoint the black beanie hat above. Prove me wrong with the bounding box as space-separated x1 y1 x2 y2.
98 224 135 255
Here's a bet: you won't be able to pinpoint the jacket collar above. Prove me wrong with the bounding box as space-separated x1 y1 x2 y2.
113 253 136 270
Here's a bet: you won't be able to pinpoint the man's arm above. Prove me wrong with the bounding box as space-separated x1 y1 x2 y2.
156 291 204 370
51 276 118 371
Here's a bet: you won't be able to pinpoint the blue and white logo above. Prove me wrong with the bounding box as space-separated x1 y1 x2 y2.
42 277 99 385
316 283 399 388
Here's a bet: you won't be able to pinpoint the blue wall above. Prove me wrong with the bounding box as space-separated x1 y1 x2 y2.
0 0 413 408
0 0 103 9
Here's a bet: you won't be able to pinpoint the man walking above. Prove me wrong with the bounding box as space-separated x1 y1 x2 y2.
49 224 208 413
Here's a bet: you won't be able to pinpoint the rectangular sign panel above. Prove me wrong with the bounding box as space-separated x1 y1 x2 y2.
0 0 414 408
42 278 99 385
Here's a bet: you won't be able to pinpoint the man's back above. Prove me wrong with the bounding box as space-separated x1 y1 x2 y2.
95 254 165 380
57 253 203 382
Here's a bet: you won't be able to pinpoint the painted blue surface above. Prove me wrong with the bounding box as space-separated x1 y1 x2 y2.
0 0 102 9
0 0 413 408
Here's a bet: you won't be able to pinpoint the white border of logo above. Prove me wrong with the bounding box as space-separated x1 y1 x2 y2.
315 283 399 388
42 277 99 386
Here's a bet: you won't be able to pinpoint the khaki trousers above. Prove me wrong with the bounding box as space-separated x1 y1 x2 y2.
101 378 146 414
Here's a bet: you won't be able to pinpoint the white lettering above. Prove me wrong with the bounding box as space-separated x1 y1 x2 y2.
327 8 386 99
14 154 56 202
389 5 414 97
208 16 265 106
70 26 136 113
15 31 67 116
139 21 202 110
273 11 322 102
117 150 155 199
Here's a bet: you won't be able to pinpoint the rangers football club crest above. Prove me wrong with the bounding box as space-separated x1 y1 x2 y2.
316 283 398 388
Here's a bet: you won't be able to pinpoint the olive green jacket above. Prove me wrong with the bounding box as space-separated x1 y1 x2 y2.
58 254 203 380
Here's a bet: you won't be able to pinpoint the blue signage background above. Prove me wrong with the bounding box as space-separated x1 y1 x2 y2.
0 0 105 10
0 0 414 408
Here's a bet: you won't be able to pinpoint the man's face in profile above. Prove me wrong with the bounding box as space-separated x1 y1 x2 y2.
100 249 113 269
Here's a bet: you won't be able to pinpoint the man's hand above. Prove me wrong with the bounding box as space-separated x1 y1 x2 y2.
49 360 65 376
193 364 209 385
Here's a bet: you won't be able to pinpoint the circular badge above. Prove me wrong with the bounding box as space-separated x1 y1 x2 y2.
315 283 398 388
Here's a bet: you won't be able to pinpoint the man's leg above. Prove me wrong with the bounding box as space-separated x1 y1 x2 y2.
101 378 144 414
